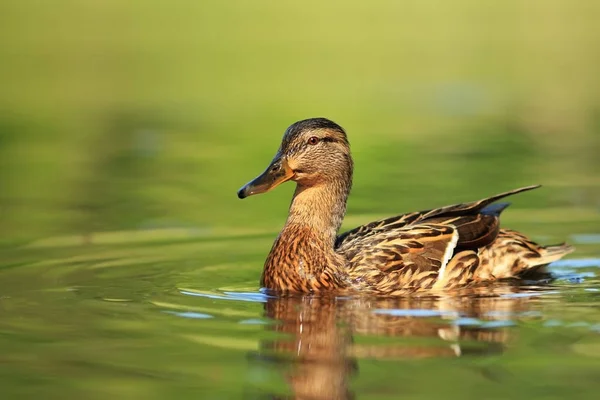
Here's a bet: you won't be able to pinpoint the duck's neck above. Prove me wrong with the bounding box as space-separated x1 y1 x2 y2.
286 180 350 243
262 178 351 291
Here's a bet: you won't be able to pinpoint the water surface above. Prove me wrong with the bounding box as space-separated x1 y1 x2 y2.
1 231 598 399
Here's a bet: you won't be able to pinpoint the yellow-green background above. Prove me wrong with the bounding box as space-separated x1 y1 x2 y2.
1 0 599 243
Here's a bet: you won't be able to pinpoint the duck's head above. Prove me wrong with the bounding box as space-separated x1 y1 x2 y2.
237 118 353 199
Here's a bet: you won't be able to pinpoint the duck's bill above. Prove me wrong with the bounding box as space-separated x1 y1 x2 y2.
237 157 295 199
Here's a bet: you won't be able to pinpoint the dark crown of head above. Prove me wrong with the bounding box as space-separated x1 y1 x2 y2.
286 118 346 139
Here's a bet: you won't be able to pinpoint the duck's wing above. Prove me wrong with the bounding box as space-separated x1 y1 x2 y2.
336 186 542 288
341 223 467 291
343 223 458 274
335 185 540 250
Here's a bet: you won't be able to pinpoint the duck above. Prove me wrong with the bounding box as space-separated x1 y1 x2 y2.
237 118 574 295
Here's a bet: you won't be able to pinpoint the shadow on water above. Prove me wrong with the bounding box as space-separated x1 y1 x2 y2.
183 280 582 399
258 288 539 399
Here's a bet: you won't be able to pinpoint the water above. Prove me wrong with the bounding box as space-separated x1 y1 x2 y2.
1 231 598 399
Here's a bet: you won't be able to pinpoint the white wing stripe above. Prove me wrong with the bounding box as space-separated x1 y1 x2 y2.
435 228 458 284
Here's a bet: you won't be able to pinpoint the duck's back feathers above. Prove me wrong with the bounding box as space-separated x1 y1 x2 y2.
418 185 540 220
343 224 458 274
336 185 540 249
336 185 571 292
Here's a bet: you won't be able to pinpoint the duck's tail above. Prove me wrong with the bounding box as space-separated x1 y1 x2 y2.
473 229 575 281
535 243 576 265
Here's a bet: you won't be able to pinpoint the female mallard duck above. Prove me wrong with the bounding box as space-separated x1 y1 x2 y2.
237 118 573 295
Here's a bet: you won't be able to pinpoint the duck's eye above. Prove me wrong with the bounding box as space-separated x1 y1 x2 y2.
307 136 320 145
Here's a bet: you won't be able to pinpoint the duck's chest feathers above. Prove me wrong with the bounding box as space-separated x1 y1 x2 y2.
261 226 347 292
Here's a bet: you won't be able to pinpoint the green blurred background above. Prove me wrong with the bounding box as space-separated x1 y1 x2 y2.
0 0 599 243
1 2 600 399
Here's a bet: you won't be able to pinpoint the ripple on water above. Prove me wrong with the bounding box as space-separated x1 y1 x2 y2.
168 256 599 344
550 258 600 269
179 289 271 303
163 311 214 319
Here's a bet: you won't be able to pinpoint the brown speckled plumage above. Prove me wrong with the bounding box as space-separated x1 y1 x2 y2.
238 118 574 294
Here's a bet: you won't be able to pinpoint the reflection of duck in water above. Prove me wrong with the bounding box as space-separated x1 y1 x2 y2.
238 118 573 294
253 285 538 400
